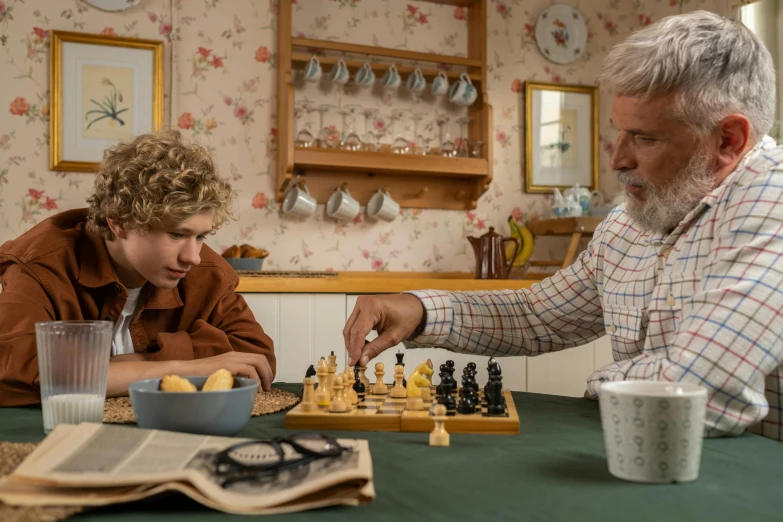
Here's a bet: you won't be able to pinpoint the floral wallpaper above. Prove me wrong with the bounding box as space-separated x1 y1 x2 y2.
0 0 742 273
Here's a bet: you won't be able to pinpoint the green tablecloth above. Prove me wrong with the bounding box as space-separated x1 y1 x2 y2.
2 383 782 522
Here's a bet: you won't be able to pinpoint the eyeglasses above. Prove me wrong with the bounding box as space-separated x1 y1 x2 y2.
213 433 352 488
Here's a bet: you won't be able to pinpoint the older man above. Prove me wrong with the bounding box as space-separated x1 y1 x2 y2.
343 11 783 440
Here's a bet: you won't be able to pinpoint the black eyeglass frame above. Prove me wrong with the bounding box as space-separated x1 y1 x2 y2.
212 433 352 487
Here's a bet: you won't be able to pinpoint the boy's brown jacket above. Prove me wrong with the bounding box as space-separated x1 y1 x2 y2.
0 209 275 406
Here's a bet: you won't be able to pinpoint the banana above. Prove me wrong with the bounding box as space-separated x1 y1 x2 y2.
507 216 535 267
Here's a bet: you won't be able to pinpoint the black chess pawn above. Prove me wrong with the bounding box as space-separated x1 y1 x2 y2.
436 363 449 396
396 350 406 387
467 362 477 372
459 375 478 413
306 364 317 388
446 360 456 386
353 364 366 403
438 374 457 416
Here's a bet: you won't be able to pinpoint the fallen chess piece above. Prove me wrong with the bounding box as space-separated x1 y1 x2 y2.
429 404 449 447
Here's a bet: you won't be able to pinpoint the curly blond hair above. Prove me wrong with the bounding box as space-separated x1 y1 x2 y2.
86 129 234 240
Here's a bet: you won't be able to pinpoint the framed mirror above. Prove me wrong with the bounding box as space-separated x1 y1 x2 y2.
524 81 598 193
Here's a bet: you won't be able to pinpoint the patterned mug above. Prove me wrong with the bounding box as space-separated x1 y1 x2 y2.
406 68 426 94
354 62 375 87
381 64 401 90
431 71 449 96
302 55 322 82
448 73 478 106
329 59 349 85
326 185 360 222
599 381 707 484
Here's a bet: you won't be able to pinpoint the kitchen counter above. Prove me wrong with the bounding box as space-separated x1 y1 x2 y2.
235 271 541 293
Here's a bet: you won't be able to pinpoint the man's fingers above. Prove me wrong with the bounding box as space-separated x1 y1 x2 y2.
359 329 400 366
346 310 376 366
343 303 361 358
253 358 273 391
227 363 261 384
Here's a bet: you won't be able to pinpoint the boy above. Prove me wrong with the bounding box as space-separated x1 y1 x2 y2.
0 129 275 406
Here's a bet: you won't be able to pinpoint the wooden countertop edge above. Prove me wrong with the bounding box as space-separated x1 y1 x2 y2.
236 272 540 293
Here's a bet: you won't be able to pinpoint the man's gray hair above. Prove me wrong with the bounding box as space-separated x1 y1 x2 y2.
599 10 776 141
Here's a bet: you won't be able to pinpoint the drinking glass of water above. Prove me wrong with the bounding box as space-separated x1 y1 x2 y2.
36 320 113 433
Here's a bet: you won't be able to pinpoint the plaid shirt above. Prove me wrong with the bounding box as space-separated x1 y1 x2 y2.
407 137 783 440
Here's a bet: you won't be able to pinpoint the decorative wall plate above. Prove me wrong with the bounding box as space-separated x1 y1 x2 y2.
535 4 587 65
82 0 141 12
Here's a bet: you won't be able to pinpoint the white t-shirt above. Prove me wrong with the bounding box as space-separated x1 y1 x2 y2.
111 287 143 357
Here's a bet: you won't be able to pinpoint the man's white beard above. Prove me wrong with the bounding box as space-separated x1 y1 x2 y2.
617 148 716 233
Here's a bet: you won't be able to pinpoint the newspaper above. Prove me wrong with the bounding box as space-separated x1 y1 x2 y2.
0 423 374 515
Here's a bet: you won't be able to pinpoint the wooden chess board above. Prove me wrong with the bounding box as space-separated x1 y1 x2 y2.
285 385 519 435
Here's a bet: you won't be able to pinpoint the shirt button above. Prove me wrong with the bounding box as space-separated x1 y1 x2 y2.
610 325 617 333
666 294 676 307
112 283 121 292
661 247 672 258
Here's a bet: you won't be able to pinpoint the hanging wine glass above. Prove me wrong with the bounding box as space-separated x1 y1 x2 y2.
436 114 455 157
316 104 338 148
340 104 363 151
361 107 379 151
456 116 472 157
410 112 425 155
390 109 410 154
469 140 484 158
294 100 315 148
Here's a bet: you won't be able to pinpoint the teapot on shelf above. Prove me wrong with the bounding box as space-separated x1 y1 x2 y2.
467 227 520 280
563 184 604 216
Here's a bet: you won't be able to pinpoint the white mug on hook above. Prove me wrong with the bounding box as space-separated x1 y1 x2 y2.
281 181 317 219
366 188 400 222
326 185 360 222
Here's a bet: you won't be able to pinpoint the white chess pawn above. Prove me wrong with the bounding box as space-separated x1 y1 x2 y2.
429 404 450 447
373 362 388 395
327 352 338 399
344 367 358 405
301 375 317 413
329 374 347 413
390 364 407 398
315 357 330 408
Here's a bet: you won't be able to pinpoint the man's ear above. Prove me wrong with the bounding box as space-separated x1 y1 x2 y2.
106 219 128 240
715 114 752 169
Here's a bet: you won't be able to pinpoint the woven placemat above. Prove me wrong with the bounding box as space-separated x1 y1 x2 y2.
236 270 338 278
0 442 86 522
103 388 301 424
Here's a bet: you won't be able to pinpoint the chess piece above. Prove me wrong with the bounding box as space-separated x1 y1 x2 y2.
486 364 505 415
327 351 338 399
390 364 407 398
396 350 407 387
429 404 450 447
359 365 370 388
315 357 330 408
446 360 456 388
301 370 317 413
373 362 389 395
353 364 366 402
343 367 358 405
436 363 449 396
329 375 347 413
438 373 457 416
457 374 477 414
407 362 433 399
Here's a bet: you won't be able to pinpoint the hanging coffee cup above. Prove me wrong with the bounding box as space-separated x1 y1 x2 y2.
282 180 317 219
431 71 449 96
382 64 401 90
326 184 360 222
329 59 350 85
354 62 376 87
366 188 400 222
302 55 322 82
406 67 426 94
448 73 478 106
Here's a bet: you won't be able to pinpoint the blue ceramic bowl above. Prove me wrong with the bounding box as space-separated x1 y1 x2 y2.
128 376 258 436
225 257 264 271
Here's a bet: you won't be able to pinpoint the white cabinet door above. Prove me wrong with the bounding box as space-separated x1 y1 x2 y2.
526 342 595 397
242 293 347 383
345 295 527 392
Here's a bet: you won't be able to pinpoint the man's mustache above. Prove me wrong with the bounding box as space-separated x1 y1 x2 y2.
616 169 651 189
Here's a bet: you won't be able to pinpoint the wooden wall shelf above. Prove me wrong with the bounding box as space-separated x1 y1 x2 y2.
277 0 490 211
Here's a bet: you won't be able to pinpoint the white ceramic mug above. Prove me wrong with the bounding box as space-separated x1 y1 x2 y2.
382 64 401 90
366 188 400 222
329 59 349 85
326 185 360 221
448 72 478 106
431 71 449 96
302 55 322 82
599 381 708 484
281 181 317 219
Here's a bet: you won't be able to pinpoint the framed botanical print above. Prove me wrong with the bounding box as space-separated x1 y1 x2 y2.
49 30 164 172
524 81 598 193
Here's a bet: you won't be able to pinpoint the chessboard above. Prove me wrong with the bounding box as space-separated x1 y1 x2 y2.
285 385 519 435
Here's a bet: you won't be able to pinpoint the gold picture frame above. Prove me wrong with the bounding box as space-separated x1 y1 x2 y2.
50 30 164 172
524 81 599 193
